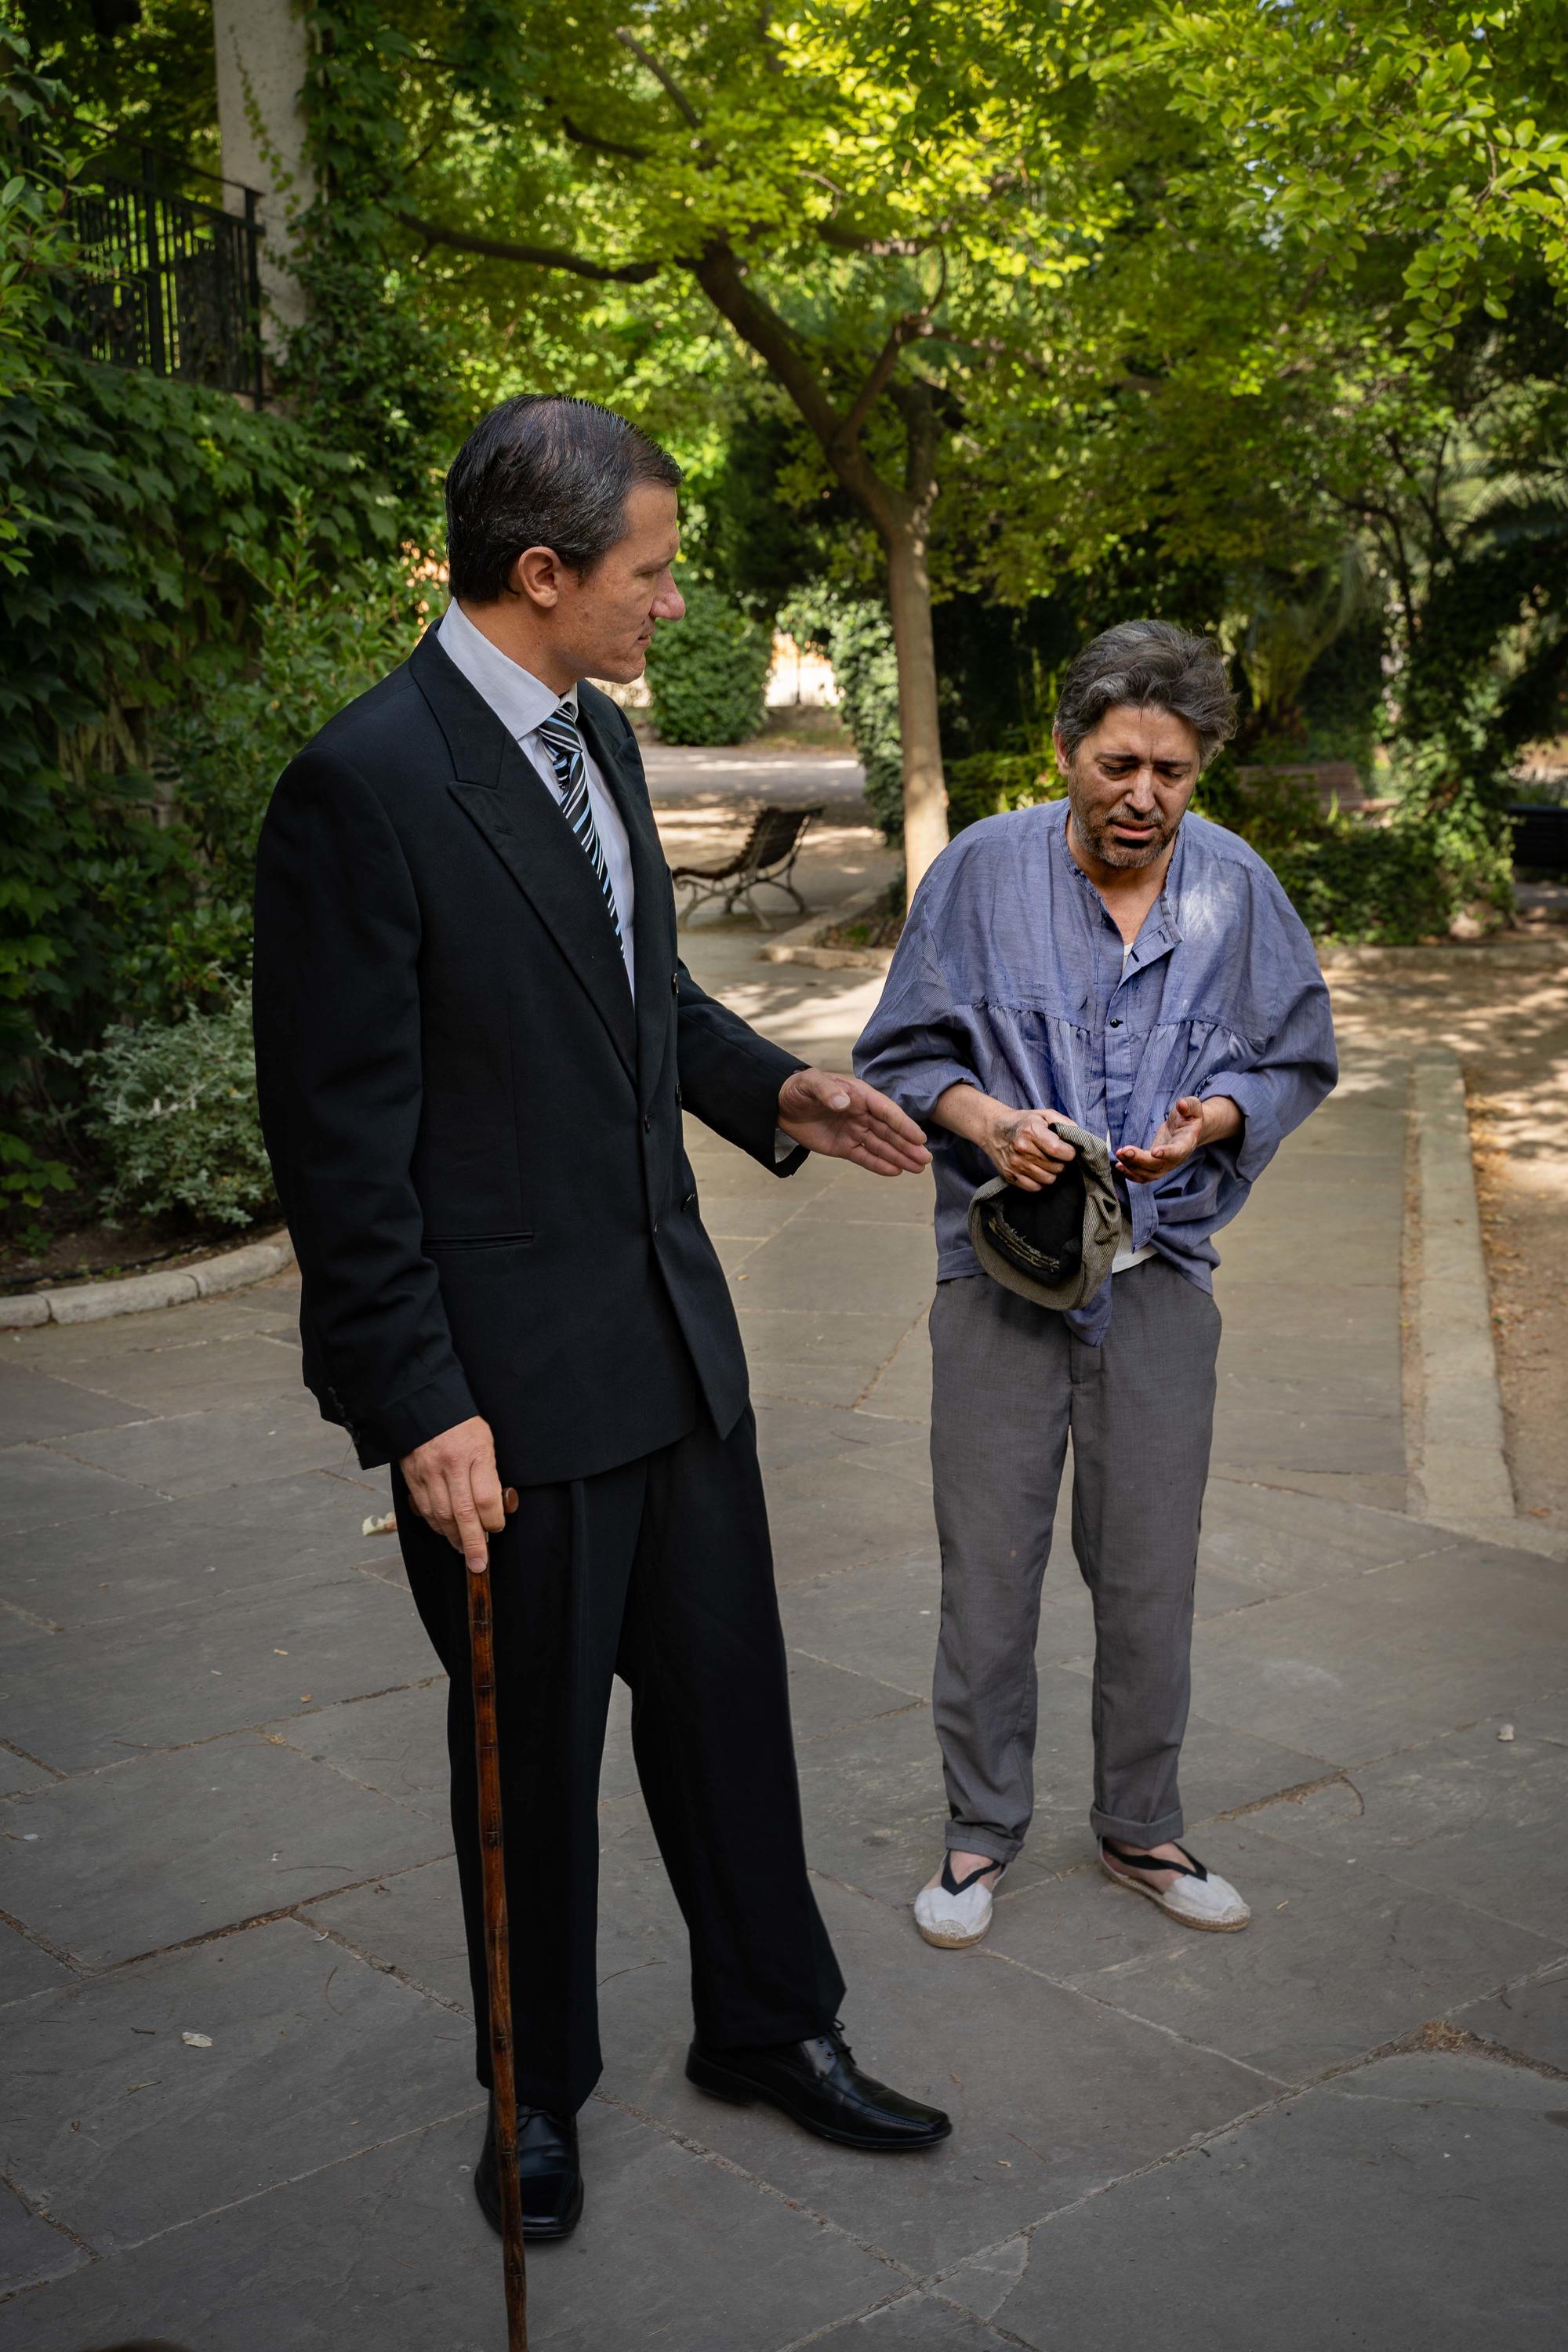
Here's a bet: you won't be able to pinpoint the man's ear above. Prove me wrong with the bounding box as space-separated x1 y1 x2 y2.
1052 728 1071 779
512 544 564 609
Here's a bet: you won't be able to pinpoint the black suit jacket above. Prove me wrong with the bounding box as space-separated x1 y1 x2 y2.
252 626 805 1483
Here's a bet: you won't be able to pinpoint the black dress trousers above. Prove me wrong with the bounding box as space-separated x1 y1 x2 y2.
397 1405 845 2117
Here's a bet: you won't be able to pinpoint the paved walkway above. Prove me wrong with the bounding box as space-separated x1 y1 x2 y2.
2 793 1566 2348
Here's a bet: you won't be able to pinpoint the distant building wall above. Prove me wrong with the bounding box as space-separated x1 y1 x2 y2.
212 0 311 340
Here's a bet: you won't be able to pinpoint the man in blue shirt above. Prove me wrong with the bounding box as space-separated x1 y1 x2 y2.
855 621 1337 1948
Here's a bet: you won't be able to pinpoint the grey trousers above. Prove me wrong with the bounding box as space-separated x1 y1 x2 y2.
929 1261 1221 1860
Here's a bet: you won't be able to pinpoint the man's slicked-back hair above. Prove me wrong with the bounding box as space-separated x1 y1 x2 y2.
1054 620 1237 768
444 394 682 603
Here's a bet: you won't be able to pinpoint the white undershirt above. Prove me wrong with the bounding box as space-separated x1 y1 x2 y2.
437 601 637 997
1110 942 1156 1274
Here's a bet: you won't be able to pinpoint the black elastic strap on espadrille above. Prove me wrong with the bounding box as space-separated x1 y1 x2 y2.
940 1854 1002 1896
1102 1841 1208 1882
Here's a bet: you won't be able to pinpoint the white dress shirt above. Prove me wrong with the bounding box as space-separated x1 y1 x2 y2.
437 599 637 996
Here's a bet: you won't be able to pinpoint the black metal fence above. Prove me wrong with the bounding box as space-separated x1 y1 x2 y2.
61 151 265 405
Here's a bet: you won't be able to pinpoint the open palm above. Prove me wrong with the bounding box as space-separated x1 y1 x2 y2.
778 1069 931 1178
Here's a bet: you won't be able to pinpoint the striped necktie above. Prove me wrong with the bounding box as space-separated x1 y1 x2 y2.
535 704 622 942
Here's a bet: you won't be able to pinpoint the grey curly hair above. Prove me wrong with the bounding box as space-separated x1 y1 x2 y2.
1054 620 1237 768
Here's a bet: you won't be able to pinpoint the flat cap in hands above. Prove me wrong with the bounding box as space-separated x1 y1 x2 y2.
967 1118 1123 1311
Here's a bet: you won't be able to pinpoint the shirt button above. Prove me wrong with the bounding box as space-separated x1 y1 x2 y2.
1109 1018 1123 1028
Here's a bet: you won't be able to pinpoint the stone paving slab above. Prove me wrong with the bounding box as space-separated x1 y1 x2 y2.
0 2181 82 2302
303 1857 474 2016
597 1872 1274 2281
2 1443 154 1536
271 1679 452 1822
0 1469 384 1632
985 1817 1559 2085
811 2292 1019 2347
0 1749 57 1799
2 1916 474 2256
0 1922 71 2007
752 1395 926 1473
732 1308 924 1410
0 2107 906 2352
1 1570 439 1774
856 1312 931 1421
1454 1955 1568 2071
38 1392 358 1499
938 2052 1568 2351
1243 1691 1568 1940
3 1733 448 1968
0 1361 145 1447
762 1448 934 1587
10 1288 287 1375
734 1219 938 1319
1187 1538 1568 1762
16 1330 309 1421
1212 1461 1413 1513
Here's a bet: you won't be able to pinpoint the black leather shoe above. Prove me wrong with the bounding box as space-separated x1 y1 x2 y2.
686 2024 952 2152
474 2096 584 2241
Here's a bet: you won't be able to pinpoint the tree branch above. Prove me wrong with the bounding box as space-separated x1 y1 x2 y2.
816 216 933 258
840 310 935 450
558 112 651 162
691 243 904 538
615 29 703 129
396 213 662 283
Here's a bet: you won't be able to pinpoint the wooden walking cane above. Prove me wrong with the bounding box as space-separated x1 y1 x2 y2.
470 1486 527 2350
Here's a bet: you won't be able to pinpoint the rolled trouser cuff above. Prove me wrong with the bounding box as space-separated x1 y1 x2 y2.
1091 1802 1185 1847
943 1823 1019 1866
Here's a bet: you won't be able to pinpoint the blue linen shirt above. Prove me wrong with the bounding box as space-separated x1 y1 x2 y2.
854 799 1338 1343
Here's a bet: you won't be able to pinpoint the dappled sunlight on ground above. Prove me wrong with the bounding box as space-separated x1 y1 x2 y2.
1328 956 1568 1529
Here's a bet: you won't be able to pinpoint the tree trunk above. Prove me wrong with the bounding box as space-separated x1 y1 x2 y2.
884 516 949 893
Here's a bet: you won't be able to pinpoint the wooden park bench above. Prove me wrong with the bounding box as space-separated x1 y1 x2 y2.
669 801 824 928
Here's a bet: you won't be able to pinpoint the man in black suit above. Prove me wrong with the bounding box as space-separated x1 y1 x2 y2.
253 394 950 2241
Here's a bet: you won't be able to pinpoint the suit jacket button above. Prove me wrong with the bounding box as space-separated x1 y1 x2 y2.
670 972 679 995
684 1191 697 1210
643 1112 652 1131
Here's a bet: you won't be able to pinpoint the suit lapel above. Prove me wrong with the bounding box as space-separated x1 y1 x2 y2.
578 692 676 1105
412 631 637 1079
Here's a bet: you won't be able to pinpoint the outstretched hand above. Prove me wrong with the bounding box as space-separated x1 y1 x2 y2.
778 1068 931 1177
1116 1093 1240 1184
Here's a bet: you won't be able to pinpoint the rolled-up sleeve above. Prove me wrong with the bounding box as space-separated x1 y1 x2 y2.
854 904 981 1127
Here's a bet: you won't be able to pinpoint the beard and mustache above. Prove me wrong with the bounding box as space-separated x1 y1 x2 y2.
1065 779 1181 870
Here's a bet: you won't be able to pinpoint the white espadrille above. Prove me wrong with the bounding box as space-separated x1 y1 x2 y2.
1099 1840 1250 1932
913 1854 1005 1949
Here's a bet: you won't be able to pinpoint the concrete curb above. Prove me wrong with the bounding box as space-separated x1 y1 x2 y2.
1406 1051 1566 1558
757 886 894 971
0 1230 295 1330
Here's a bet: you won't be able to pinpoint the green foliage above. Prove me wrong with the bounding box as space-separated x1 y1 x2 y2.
783 593 904 837
1197 746 1512 945
79 985 276 1229
287 0 468 517
1261 831 1455 946
945 753 1061 836
644 583 772 744
0 346 395 1210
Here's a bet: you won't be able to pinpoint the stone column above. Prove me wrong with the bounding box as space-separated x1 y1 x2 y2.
212 0 313 343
